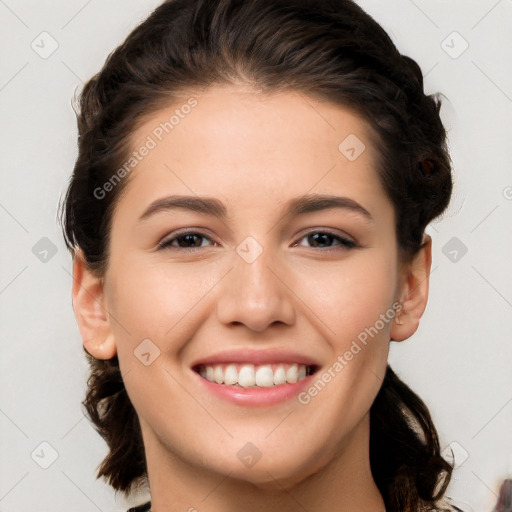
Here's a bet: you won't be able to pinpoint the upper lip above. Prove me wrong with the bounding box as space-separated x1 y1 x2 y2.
190 348 321 368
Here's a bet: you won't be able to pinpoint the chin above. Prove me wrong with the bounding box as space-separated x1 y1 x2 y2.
207 445 325 491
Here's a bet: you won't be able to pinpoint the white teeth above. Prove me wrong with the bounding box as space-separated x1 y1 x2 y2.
224 364 238 385
255 365 274 387
286 363 298 383
198 362 311 387
273 365 287 385
213 365 224 384
238 365 255 387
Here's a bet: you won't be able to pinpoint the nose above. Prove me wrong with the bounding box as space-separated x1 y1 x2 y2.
215 242 296 332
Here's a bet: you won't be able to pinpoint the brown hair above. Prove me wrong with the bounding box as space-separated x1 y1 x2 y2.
60 0 454 509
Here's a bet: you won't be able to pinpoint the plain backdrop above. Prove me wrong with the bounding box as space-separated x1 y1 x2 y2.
1 1 511 511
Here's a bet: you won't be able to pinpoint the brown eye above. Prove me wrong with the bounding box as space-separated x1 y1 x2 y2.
296 231 357 251
158 231 216 251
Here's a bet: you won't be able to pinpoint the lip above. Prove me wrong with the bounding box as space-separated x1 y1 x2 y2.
193 369 316 406
190 348 321 368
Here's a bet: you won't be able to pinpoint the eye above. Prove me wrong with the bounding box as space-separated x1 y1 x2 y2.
294 230 357 251
158 230 217 251
158 229 357 252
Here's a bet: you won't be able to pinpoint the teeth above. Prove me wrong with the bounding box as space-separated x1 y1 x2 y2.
224 364 238 385
213 365 224 384
198 363 312 387
238 365 255 387
286 363 298 383
255 365 274 387
273 366 286 385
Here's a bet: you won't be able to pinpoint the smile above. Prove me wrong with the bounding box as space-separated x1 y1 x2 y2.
195 363 317 387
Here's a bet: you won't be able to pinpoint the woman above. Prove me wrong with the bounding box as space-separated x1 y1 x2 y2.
60 0 462 510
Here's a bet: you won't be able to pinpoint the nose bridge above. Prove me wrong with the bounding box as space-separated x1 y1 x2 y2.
215 235 295 331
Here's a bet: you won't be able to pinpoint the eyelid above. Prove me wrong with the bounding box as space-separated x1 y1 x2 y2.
293 230 358 251
157 227 218 249
294 227 356 244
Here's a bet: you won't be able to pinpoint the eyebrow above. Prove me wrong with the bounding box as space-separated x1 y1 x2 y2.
138 193 374 223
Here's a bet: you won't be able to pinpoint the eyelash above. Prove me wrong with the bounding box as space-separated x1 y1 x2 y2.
157 229 357 252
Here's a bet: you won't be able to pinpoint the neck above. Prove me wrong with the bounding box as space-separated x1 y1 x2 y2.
141 414 386 512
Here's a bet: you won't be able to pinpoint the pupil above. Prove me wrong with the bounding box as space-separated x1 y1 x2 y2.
309 233 331 247
181 234 201 247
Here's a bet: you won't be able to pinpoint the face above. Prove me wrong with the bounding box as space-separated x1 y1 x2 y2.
75 85 429 490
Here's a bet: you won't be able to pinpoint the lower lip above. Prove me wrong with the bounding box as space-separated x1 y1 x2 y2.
194 371 315 406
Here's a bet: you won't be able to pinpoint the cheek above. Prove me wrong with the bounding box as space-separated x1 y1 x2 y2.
289 249 396 414
106 257 223 356
290 250 398 348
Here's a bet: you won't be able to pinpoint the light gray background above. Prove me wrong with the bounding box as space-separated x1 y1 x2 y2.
1 1 511 511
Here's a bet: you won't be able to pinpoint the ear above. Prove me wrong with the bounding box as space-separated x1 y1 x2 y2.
390 234 432 342
71 249 117 359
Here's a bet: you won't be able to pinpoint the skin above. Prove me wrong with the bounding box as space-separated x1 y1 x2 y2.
72 85 432 512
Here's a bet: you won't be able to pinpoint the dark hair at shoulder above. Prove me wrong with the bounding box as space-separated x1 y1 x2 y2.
60 0 454 509
371 366 453 509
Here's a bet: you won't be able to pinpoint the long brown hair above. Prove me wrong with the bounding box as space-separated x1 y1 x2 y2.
60 1 454 509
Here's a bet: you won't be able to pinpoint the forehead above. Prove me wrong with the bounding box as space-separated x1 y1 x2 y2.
116 85 390 220
130 85 374 162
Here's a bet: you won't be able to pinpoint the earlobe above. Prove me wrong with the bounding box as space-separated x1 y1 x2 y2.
71 250 117 359
390 235 432 342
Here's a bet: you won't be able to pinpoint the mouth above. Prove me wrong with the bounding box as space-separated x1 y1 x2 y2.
192 362 319 388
